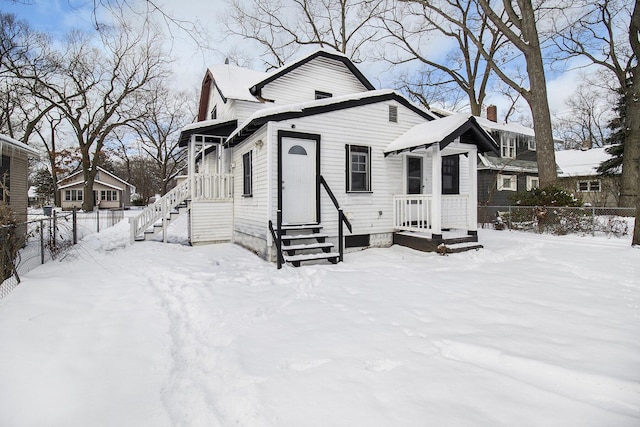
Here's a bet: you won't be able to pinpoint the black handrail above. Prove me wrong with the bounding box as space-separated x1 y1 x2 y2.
320 175 352 262
268 210 284 269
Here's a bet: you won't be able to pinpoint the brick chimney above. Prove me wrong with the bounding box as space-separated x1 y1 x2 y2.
487 105 498 122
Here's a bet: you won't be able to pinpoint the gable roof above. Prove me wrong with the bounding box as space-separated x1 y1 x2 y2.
57 166 134 189
226 89 437 146
0 134 40 157
555 147 618 177
249 49 375 97
384 114 499 156
207 64 267 103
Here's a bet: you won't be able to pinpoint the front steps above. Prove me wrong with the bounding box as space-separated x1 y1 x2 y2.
279 223 340 267
134 202 188 242
394 231 483 254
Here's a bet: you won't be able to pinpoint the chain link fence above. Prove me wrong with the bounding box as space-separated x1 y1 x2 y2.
1 208 124 299
478 205 635 238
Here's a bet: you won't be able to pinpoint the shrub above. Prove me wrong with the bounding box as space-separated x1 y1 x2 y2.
510 184 582 207
0 203 20 283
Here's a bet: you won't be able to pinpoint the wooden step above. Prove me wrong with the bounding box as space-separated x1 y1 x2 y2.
437 242 483 255
281 223 322 231
284 251 340 267
280 233 329 241
282 242 334 252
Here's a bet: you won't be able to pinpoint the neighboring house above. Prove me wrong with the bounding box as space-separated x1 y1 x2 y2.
130 49 499 265
555 147 620 207
57 167 135 210
0 134 40 236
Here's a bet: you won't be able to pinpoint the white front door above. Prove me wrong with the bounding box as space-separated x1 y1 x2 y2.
282 137 317 224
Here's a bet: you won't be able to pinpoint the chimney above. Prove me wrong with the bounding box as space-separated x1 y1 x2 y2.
581 138 592 151
487 105 498 122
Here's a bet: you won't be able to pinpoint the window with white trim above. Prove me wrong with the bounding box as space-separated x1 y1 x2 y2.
528 138 536 151
497 174 517 191
65 189 83 201
577 180 601 192
242 151 252 196
501 137 516 158
526 176 539 191
346 145 371 192
99 190 118 201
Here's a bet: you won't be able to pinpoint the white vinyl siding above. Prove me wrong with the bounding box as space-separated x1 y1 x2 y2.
260 56 370 105
190 200 233 244
264 101 427 238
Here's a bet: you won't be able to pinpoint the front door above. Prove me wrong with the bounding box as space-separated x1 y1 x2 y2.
282 137 317 224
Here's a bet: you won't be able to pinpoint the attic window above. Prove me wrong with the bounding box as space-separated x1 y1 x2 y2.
389 105 398 123
210 106 217 120
315 90 332 100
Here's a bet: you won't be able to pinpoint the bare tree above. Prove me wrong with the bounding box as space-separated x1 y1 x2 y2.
553 80 614 150
553 0 639 245
224 0 385 68
29 24 169 211
125 83 192 196
380 0 508 116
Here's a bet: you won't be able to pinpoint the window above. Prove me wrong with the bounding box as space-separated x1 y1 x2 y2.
210 106 217 120
501 137 516 158
442 155 460 195
0 155 9 203
526 176 539 191
315 90 332 100
497 174 517 191
407 157 422 195
528 138 536 151
346 145 371 192
577 180 601 192
242 151 252 196
65 189 83 201
389 105 398 123
97 190 117 201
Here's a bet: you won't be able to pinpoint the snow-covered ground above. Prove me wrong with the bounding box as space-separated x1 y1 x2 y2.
0 218 638 427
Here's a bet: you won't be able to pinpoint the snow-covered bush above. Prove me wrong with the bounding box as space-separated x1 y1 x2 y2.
0 203 20 282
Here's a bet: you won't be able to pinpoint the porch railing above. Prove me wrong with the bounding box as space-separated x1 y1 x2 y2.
193 173 233 200
129 179 190 243
393 194 469 232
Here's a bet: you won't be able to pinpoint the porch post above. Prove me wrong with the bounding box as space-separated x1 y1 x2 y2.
431 144 442 238
188 135 196 201
468 147 478 234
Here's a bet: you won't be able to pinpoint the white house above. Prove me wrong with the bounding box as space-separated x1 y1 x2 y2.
130 50 499 266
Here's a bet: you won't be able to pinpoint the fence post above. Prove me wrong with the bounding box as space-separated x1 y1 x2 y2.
508 206 512 230
592 206 596 237
96 208 100 233
52 210 57 248
40 219 45 264
73 207 77 245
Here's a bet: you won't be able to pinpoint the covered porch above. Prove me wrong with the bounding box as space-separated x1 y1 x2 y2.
384 114 499 249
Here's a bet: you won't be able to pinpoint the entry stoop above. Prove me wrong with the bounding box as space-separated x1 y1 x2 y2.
279 223 340 267
393 231 483 254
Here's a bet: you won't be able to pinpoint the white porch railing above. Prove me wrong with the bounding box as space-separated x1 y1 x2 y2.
192 173 233 200
129 179 190 243
442 194 469 229
393 194 469 232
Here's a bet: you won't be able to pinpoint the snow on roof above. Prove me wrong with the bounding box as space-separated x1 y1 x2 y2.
182 118 237 133
227 89 432 141
208 64 267 102
555 147 617 177
432 108 536 137
0 134 40 157
58 179 123 191
384 113 473 154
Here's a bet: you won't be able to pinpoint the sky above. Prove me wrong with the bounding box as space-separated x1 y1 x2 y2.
1 0 603 124
0 214 638 426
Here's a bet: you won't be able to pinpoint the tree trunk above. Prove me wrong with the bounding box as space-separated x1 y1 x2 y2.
619 76 640 208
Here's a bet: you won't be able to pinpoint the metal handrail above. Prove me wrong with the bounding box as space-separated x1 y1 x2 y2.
320 175 352 262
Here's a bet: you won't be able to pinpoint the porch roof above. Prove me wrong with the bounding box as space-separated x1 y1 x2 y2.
384 114 499 156
178 119 238 147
